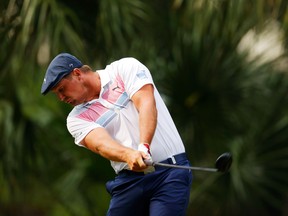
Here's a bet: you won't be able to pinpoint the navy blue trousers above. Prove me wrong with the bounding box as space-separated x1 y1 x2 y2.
106 154 193 216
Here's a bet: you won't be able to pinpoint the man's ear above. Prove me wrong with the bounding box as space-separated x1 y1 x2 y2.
72 68 82 79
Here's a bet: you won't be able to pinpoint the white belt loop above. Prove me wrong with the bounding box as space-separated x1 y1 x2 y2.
171 155 176 164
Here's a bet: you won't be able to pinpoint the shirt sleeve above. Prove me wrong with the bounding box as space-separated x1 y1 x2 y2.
66 116 102 146
113 57 154 98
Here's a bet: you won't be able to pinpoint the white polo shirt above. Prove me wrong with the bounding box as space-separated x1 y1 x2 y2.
67 57 185 173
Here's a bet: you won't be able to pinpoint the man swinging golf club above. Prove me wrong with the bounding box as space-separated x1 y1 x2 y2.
41 53 193 216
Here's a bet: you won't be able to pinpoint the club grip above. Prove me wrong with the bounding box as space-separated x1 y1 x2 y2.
144 159 153 166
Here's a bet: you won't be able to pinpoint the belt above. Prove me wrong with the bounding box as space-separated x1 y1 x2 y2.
118 152 188 176
159 152 187 165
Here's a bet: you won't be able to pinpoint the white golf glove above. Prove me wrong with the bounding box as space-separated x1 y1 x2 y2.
138 143 155 174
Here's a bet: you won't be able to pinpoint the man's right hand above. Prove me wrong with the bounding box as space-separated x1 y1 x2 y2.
124 148 150 171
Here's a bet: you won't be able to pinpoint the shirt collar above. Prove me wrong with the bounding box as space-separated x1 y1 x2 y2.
97 69 110 89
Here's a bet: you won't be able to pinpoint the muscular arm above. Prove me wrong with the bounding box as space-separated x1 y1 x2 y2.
131 84 157 145
82 127 147 171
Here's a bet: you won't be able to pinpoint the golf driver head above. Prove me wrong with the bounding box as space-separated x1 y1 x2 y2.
215 152 232 173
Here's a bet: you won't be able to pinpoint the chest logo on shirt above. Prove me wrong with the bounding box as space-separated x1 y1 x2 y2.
102 74 129 108
112 84 120 91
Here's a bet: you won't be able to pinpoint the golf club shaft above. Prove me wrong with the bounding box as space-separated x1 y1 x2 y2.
153 162 218 172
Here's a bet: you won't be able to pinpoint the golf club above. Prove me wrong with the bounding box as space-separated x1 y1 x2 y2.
146 152 232 173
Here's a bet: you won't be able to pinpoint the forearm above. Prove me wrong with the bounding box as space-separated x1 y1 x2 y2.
82 127 147 170
138 99 157 145
131 84 158 146
83 128 131 162
91 141 131 162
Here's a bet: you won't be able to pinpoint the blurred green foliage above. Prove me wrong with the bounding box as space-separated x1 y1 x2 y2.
1 0 288 215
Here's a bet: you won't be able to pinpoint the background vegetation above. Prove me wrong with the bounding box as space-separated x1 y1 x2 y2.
1 0 288 215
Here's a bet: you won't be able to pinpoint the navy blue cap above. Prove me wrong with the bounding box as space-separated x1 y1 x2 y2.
41 53 83 95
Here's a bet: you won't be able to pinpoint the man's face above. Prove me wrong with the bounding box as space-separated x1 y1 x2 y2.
52 71 87 106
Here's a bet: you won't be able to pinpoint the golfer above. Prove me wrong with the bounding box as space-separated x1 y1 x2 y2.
41 53 193 216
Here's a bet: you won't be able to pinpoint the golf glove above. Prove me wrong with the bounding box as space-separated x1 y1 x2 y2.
138 143 155 174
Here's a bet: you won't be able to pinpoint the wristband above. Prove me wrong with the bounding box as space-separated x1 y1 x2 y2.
143 143 151 155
